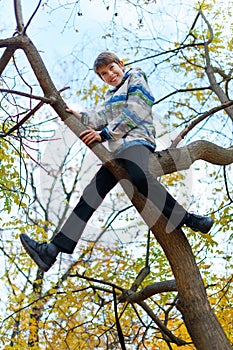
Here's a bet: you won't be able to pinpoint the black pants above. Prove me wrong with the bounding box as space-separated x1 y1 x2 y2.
52 145 187 253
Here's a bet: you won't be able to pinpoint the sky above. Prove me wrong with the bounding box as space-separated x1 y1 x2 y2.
1 0 196 74
1 0 233 75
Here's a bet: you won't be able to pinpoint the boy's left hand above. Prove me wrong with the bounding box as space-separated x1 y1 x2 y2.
80 127 101 145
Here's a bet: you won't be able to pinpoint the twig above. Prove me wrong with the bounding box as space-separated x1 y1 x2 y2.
69 272 125 292
113 288 127 350
0 88 51 102
24 0 42 34
1 101 44 137
138 301 186 345
0 86 70 137
223 166 233 203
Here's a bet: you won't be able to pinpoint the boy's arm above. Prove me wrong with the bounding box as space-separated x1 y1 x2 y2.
99 70 155 141
66 108 103 145
66 108 106 130
66 108 82 120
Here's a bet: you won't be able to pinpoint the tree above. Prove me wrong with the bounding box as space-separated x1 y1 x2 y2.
0 1 232 349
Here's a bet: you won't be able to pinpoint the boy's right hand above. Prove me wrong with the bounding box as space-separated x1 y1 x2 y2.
80 127 102 145
66 108 82 120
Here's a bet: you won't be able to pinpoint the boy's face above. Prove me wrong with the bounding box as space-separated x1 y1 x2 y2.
97 61 125 87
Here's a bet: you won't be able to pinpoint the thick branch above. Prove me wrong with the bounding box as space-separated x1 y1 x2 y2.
130 266 150 292
0 47 16 75
0 36 22 49
149 141 233 177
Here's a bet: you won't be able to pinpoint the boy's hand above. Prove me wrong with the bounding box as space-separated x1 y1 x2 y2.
66 108 82 120
80 127 101 145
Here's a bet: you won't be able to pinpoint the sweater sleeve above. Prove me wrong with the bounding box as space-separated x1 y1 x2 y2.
80 108 107 131
100 70 155 141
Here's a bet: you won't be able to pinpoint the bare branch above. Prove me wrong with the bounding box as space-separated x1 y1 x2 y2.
0 36 22 48
126 41 208 68
223 166 233 203
199 10 214 44
0 101 44 137
0 86 69 137
0 47 16 75
119 280 177 303
130 266 150 293
154 85 211 105
24 0 43 34
0 89 51 103
138 301 186 346
170 100 233 147
70 272 125 292
14 0 24 34
200 11 233 121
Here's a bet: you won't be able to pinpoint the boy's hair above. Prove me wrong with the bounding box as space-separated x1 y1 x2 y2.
93 52 121 75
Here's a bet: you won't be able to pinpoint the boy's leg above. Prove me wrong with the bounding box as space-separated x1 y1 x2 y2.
119 145 213 233
20 165 118 271
20 145 214 271
119 145 186 230
52 164 118 252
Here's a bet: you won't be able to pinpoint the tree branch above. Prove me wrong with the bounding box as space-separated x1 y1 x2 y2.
0 47 16 75
70 272 125 292
0 101 44 137
0 88 51 103
0 87 69 137
24 0 42 34
14 0 24 34
138 301 186 345
149 141 233 178
154 85 211 105
200 11 233 121
119 280 177 303
130 266 150 293
0 36 22 49
170 100 233 147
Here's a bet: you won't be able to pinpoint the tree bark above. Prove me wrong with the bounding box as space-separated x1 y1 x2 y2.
149 141 233 177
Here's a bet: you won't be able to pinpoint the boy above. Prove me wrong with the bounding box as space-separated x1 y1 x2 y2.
20 52 214 272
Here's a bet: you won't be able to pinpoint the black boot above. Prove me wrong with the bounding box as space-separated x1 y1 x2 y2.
184 213 214 234
20 234 59 272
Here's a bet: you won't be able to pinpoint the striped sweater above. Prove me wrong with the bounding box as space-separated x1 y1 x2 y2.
81 68 156 153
